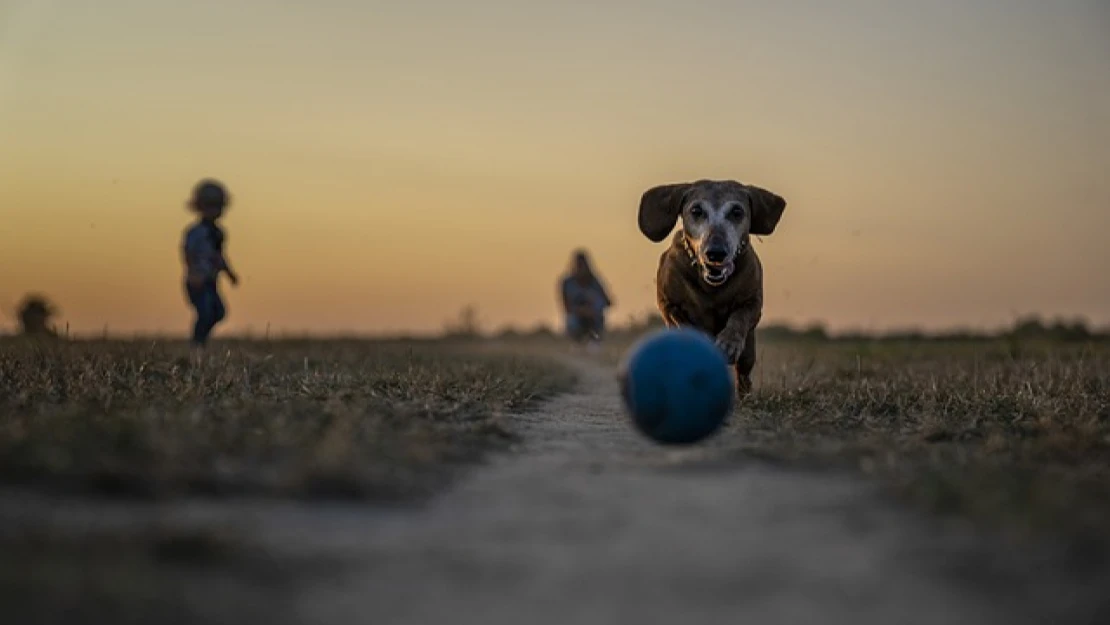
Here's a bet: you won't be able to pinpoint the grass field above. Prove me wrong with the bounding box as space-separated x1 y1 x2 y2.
603 335 1110 549
3 335 1107 542
745 340 1110 546
0 337 575 500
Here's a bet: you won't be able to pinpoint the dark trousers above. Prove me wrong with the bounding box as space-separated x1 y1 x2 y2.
565 310 605 342
186 280 226 346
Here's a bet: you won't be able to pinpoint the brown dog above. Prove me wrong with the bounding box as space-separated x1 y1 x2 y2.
638 179 787 396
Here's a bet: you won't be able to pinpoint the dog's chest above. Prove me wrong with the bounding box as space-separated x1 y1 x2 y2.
667 276 740 335
658 245 761 337
683 298 735 335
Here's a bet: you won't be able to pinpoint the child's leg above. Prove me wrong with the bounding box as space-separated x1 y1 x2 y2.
193 304 214 347
565 314 584 342
211 287 227 327
186 284 205 346
592 309 606 340
582 311 603 353
193 314 209 346
189 283 221 346
199 283 227 342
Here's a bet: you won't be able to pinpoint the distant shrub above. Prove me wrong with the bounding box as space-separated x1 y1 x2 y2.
756 315 1104 344
17 294 59 338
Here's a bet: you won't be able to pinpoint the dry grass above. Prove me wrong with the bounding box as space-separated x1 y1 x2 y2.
0 337 577 624
0 337 575 500
737 341 1110 542
688 339 1110 546
599 334 1110 544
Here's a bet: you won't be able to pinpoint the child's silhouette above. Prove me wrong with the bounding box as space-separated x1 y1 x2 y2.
182 179 238 358
559 249 611 352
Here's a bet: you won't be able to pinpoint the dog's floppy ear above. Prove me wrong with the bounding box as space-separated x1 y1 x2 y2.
745 185 786 236
638 183 690 242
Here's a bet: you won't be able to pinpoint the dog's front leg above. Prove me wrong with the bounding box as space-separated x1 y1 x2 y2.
715 321 750 364
716 308 760 397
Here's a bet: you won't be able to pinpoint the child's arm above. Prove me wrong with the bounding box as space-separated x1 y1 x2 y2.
218 253 239 286
594 278 612 308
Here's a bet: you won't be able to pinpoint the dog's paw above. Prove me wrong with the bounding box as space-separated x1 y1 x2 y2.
735 375 753 398
715 335 745 363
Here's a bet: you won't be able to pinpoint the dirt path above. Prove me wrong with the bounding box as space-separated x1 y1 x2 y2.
276 355 1097 625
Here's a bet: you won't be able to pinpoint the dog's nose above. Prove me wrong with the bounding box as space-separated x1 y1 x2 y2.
705 248 729 263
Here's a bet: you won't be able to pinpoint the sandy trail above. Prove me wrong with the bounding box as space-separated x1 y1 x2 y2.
275 355 1096 625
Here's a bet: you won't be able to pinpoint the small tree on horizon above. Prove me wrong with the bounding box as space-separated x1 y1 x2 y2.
17 294 59 337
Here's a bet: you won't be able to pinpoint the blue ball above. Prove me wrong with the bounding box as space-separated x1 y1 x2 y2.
618 328 735 445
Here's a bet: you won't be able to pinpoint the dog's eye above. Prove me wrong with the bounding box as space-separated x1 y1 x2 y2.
727 206 746 221
689 206 706 219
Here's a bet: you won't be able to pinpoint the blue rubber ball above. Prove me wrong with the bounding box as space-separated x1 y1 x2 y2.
618 328 735 445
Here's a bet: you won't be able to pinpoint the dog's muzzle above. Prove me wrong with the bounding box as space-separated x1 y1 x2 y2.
699 239 746 287
700 258 734 286
682 233 746 287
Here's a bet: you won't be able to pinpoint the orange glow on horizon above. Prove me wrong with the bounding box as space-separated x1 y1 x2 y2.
1 1 1108 336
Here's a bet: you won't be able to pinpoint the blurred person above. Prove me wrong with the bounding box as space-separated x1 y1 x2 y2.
181 179 238 360
559 249 612 351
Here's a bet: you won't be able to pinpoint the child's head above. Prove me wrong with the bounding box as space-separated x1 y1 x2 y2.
572 249 594 279
189 179 229 219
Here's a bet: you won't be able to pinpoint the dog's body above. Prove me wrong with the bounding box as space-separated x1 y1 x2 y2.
638 180 786 396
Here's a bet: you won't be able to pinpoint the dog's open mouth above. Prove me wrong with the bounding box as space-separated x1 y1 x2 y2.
700 260 734 286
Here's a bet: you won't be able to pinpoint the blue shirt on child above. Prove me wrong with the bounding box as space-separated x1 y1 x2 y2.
182 220 225 282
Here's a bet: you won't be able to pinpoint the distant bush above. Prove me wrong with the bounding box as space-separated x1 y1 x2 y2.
16 294 59 338
760 323 829 342
1009 315 1093 343
756 314 1105 344
452 308 1104 345
492 323 559 341
526 323 556 339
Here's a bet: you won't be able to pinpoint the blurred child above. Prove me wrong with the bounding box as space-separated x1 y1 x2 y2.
559 249 612 351
182 179 238 357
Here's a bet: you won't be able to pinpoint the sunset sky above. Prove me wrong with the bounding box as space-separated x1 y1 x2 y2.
1 0 1107 336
